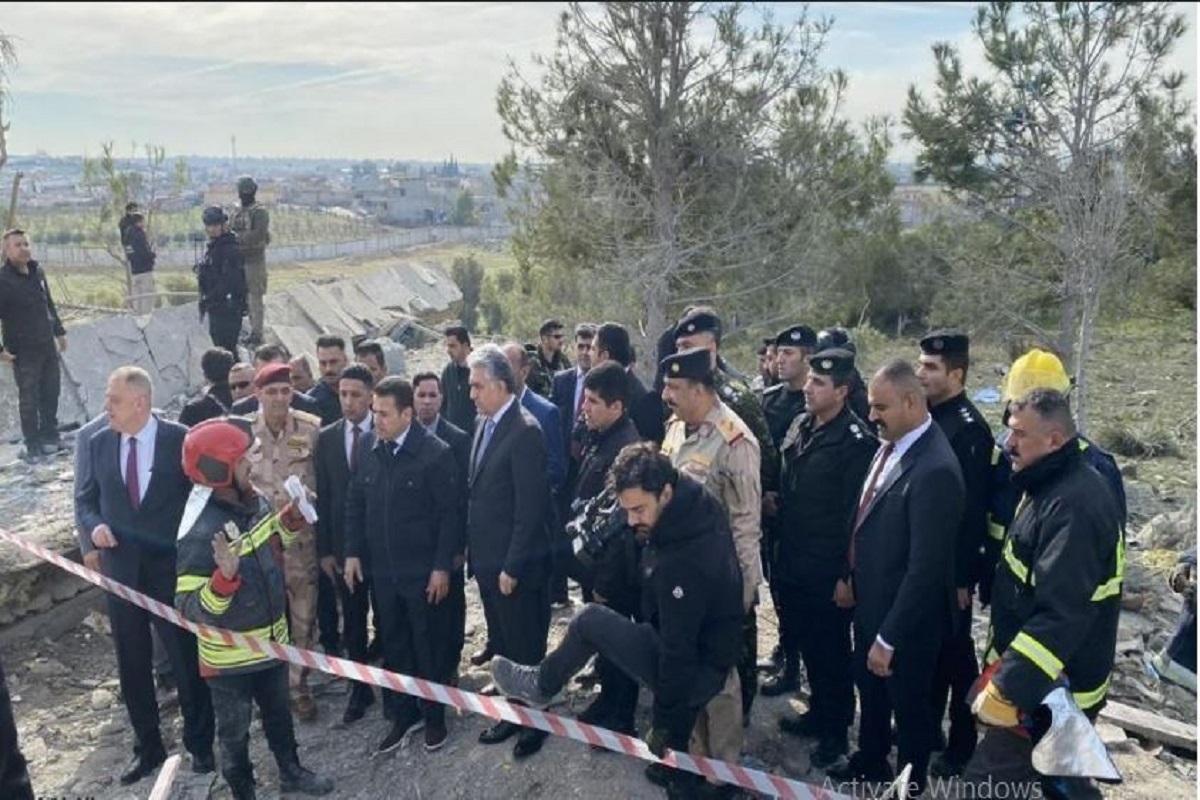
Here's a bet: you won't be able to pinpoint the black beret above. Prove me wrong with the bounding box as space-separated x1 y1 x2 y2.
919 329 969 357
808 348 856 378
660 347 713 383
674 309 722 341
774 325 818 349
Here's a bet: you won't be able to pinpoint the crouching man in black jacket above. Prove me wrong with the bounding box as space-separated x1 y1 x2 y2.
492 443 743 800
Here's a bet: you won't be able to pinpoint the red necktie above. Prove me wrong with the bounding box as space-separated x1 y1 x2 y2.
126 436 141 511
849 442 894 568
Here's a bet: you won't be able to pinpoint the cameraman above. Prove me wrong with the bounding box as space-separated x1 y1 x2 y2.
492 443 743 800
569 361 642 735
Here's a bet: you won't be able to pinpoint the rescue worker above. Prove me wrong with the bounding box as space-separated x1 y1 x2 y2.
246 363 322 721
916 329 995 776
175 417 334 800
774 349 877 768
657 347 760 794
230 176 270 347
962 388 1123 800
195 206 246 355
673 307 775 719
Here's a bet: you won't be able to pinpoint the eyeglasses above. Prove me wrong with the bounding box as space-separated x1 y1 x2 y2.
230 381 252 390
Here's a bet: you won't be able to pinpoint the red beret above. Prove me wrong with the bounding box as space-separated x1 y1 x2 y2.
254 362 292 389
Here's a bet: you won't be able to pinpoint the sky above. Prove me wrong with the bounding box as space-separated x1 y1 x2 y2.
1 1 1196 164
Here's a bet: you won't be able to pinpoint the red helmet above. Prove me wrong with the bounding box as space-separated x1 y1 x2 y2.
183 417 255 488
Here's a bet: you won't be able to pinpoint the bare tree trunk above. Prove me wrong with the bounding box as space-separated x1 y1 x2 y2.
1074 270 1102 435
1056 280 1079 369
5 170 20 228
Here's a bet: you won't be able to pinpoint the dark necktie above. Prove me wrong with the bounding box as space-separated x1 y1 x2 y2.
849 442 895 568
349 424 361 470
126 436 141 511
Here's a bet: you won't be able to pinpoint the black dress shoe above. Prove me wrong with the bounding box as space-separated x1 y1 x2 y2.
192 751 216 774
469 647 494 668
478 720 520 745
343 687 376 724
513 729 547 759
778 712 821 739
825 752 893 785
120 749 166 786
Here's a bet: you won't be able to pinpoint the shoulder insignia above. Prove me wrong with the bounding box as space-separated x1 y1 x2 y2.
716 416 745 445
849 422 863 440
672 586 684 600
292 410 321 428
720 384 735 400
958 406 974 424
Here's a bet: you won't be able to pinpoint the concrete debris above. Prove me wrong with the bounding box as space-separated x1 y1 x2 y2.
0 259 461 439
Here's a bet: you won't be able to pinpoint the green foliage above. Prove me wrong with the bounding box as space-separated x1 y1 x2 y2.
450 256 485 330
449 190 477 227
495 2 893 362
157 272 197 307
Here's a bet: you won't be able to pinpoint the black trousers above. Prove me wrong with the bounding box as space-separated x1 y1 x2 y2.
13 346 60 448
739 608 758 718
477 577 550 667
793 587 854 735
958 727 1103 800
0 655 33 800
853 623 941 793
772 575 803 664
448 570 467 676
105 554 215 759
208 664 297 790
1167 602 1196 671
374 580 458 725
317 571 342 656
332 569 373 708
539 604 724 751
930 604 980 763
590 591 641 728
207 305 242 354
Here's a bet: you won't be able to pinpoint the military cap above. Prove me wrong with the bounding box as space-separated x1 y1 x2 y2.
808 348 856 379
254 362 292 389
660 347 713 383
201 205 227 225
919 328 969 357
774 325 818 349
817 327 855 355
756 343 768 357
674 308 722 341
236 175 258 193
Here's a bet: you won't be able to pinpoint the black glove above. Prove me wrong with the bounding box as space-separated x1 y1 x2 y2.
644 727 669 759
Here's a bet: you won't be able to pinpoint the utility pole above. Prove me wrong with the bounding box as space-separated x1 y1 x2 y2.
231 134 237 171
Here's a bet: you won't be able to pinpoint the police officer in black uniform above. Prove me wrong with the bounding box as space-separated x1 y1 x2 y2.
774 350 877 768
916 329 996 776
817 327 870 426
758 324 816 694
195 206 247 354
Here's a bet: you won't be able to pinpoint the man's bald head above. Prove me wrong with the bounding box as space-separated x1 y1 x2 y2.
868 359 929 443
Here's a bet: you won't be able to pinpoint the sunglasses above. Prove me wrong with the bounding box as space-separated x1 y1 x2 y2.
230 381 252 390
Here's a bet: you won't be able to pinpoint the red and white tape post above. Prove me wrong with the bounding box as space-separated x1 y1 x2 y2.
1 528 859 799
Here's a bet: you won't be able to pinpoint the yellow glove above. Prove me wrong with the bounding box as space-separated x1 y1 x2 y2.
971 680 1020 728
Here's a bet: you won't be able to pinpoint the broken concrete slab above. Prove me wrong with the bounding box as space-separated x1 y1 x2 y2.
0 260 461 442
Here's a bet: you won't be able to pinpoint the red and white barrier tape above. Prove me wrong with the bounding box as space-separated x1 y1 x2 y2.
1 528 851 799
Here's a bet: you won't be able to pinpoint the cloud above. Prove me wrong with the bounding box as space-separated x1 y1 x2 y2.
1 1 1194 162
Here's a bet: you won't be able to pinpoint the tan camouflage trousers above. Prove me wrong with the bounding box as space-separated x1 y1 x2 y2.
284 527 317 697
689 667 743 772
245 257 267 339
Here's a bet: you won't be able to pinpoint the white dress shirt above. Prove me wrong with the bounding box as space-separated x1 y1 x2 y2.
390 425 411 454
343 415 373 463
120 415 158 505
572 366 586 416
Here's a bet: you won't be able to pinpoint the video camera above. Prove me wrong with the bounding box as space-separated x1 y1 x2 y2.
565 487 630 571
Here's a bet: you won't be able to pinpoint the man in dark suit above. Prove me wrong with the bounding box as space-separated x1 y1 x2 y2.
74 367 215 785
594 322 666 444
504 342 567 610
315 363 376 724
412 371 471 681
308 334 348 426
828 359 964 796
230 344 322 417
465 344 551 759
550 323 596 457
344 377 461 755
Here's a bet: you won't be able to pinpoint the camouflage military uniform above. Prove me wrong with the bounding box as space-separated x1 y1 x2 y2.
248 408 320 713
230 203 270 342
661 401 761 766
526 347 570 398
